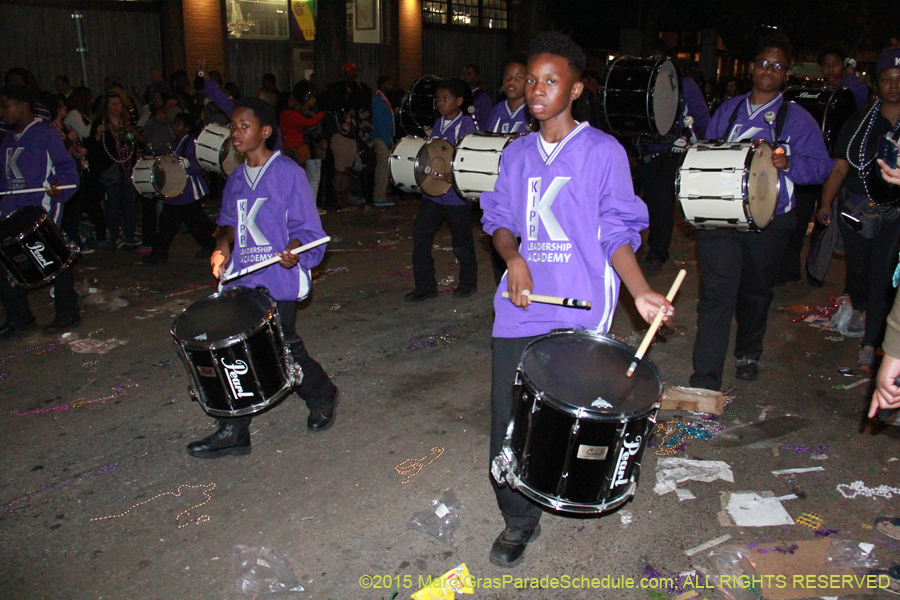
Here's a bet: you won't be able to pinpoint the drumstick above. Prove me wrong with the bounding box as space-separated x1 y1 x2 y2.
219 236 331 283
625 269 687 378
764 111 778 146
501 291 591 310
0 184 77 196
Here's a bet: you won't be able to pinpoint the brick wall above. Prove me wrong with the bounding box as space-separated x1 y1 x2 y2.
398 0 422 88
183 0 225 77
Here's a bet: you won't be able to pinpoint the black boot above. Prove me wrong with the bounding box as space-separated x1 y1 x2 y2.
307 388 339 431
187 422 251 458
489 524 541 568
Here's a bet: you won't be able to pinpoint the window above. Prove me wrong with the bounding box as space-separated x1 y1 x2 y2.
424 0 508 29
226 0 290 40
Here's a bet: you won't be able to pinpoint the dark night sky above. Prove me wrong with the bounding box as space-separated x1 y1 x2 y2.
548 0 900 62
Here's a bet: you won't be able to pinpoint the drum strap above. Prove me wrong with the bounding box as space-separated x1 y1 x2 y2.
724 98 790 142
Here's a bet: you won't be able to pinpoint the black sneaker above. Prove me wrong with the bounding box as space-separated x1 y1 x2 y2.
187 423 251 458
404 289 438 302
453 283 477 298
489 524 541 568
735 358 759 381
307 389 339 431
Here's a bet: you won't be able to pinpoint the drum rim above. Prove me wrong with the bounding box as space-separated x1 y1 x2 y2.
450 131 523 200
416 138 454 197
197 383 294 418
517 328 665 421
506 467 637 514
171 286 278 350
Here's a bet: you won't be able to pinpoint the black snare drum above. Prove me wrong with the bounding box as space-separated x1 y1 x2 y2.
0 205 78 288
492 329 663 514
171 287 302 418
783 86 856 154
603 57 681 137
399 76 441 136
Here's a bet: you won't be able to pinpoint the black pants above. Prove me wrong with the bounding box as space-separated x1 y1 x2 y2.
79 172 107 241
140 196 160 247
0 266 79 324
61 189 84 245
690 212 796 390
219 300 337 431
412 198 477 292
151 200 216 259
639 151 683 262
778 187 819 282
490 336 543 530
839 212 900 348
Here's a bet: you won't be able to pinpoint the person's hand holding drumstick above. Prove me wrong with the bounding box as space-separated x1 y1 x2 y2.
610 244 674 326
493 227 534 309
210 225 233 279
276 239 302 269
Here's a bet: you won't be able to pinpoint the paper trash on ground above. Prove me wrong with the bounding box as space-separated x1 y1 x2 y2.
654 457 734 495
725 492 795 527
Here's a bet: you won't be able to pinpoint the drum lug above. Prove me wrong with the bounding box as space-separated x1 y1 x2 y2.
187 385 199 402
491 448 519 489
286 358 304 388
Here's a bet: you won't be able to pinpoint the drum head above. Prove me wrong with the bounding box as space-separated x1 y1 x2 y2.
400 76 441 134
747 143 779 228
417 139 454 196
154 155 189 198
521 331 663 419
651 60 680 136
173 287 275 345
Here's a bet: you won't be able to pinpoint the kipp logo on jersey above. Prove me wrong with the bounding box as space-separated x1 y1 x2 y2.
236 198 271 247
5 148 24 181
526 177 570 241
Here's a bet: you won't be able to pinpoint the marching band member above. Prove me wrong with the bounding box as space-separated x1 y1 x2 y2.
187 97 338 458
0 85 80 336
689 34 832 390
480 32 672 568
486 53 529 134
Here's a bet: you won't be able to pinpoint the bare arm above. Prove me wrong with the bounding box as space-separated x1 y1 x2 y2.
816 159 850 226
492 227 533 309
211 225 234 278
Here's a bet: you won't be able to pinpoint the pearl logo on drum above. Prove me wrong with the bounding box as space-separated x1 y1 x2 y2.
221 359 255 399
26 242 54 268
612 435 643 487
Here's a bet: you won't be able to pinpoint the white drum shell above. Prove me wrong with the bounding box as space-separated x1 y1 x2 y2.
132 155 188 199
196 123 242 176
451 132 521 200
389 136 427 192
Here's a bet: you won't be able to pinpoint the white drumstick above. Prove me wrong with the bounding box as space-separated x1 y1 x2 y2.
219 236 331 284
0 184 77 196
626 269 686 378
764 111 777 146
501 291 591 309
683 116 697 144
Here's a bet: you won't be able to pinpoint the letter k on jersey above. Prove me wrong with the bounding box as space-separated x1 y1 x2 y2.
526 177 569 241
237 198 270 247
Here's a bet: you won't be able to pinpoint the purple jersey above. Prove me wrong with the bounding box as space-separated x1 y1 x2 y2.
168 135 210 206
481 123 649 338
217 152 327 301
842 72 870 111
426 113 476 206
0 120 79 224
706 92 833 214
471 88 493 130
486 100 529 134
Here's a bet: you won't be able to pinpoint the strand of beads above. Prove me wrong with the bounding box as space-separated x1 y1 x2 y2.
394 447 445 484
836 480 900 499
91 482 216 528
652 421 723 456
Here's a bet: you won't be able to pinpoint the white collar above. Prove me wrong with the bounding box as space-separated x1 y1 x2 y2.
536 121 589 165
243 151 281 190
14 119 41 141
439 113 461 134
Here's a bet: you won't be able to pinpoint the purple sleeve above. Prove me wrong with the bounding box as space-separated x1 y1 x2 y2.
596 142 648 260
784 106 834 186
459 115 477 139
480 145 519 237
843 73 870 111
204 80 234 117
682 77 710 138
286 166 327 270
474 92 493 130
704 96 738 141
46 129 79 204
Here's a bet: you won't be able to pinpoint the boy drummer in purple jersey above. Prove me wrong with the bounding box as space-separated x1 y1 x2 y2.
486 53 530 134
480 32 673 568
186 97 338 459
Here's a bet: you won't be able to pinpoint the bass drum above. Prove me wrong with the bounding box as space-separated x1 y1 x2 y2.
171 287 302 418
196 123 244 176
389 135 454 196
603 57 680 137
492 329 663 514
783 86 856 154
451 132 523 200
676 141 780 231
399 76 441 136
132 155 188 198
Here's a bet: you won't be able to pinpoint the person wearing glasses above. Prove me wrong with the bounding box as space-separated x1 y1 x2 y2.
689 34 833 390
815 47 900 375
